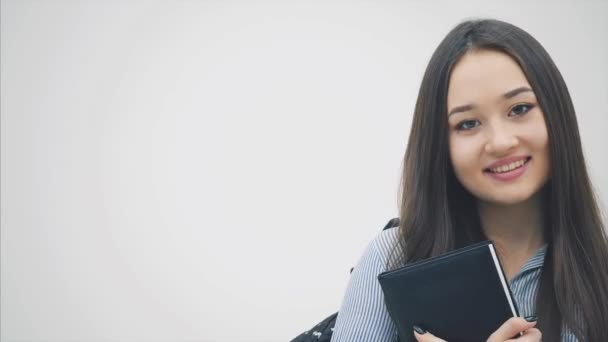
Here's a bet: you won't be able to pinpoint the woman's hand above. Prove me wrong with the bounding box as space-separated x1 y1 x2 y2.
413 316 542 342
487 316 541 341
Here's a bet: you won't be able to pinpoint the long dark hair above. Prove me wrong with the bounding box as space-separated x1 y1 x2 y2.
396 19 608 341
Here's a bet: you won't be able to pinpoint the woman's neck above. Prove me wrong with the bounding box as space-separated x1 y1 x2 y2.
477 192 546 281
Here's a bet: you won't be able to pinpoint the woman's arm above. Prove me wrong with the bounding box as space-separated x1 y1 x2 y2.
331 229 399 342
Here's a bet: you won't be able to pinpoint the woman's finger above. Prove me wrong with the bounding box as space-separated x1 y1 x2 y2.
488 317 538 342
413 326 447 342
508 327 542 342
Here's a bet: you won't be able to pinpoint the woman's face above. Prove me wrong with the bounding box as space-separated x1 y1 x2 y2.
446 49 550 205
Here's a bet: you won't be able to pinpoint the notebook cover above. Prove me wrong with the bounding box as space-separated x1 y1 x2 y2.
377 241 519 342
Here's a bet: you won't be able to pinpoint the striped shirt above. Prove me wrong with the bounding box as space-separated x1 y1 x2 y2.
331 227 579 341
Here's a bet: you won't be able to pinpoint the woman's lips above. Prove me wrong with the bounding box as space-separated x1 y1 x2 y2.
484 157 531 182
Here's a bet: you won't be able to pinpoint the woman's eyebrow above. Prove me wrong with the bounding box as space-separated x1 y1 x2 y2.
448 104 474 117
503 86 533 99
447 86 534 117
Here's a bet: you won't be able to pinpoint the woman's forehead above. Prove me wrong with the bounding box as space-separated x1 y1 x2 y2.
447 50 533 108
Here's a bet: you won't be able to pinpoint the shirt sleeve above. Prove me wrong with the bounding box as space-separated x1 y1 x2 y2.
330 231 398 342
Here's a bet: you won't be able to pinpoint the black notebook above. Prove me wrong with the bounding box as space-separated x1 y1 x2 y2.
377 241 519 342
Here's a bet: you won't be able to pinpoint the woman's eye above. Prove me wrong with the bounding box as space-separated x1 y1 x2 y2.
510 103 534 116
456 120 480 131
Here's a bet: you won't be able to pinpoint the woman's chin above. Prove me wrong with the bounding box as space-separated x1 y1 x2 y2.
478 191 539 207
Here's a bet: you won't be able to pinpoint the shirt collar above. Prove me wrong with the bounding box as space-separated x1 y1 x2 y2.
516 243 547 276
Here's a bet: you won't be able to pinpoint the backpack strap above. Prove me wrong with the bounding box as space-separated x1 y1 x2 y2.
383 217 400 231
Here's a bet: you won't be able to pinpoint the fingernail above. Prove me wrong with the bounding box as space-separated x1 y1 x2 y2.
413 325 427 334
524 315 538 322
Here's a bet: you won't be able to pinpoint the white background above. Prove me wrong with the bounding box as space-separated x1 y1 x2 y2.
2 1 607 341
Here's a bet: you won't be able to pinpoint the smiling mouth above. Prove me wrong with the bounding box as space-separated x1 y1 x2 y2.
484 157 532 173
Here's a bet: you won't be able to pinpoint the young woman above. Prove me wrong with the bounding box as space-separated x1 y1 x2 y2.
331 19 608 342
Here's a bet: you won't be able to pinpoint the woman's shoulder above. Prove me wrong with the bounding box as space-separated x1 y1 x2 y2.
366 226 404 272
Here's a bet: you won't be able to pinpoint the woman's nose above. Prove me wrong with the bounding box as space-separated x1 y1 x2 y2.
483 126 519 155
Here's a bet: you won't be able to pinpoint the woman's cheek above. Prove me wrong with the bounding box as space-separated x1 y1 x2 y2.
450 146 483 196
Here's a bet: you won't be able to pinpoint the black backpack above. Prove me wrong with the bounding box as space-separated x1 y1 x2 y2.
290 218 400 342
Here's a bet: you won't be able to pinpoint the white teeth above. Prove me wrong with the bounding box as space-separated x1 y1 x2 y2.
489 159 526 173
